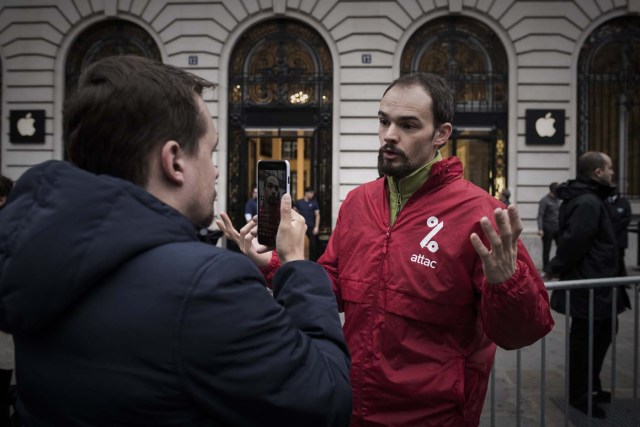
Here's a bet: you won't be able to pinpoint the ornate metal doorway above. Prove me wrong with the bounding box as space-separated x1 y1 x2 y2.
65 20 162 158
228 19 333 235
401 17 508 196
578 16 640 197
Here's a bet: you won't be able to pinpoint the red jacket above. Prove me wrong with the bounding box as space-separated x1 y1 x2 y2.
319 157 553 426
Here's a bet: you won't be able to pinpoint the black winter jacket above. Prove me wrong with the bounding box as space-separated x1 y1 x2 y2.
0 160 352 426
545 176 630 319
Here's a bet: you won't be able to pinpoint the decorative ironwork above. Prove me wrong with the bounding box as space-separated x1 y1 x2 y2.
64 20 161 159
227 19 333 238
401 16 508 196
578 16 640 197
65 20 162 95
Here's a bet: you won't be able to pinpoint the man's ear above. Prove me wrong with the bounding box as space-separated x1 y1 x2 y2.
160 140 186 185
433 123 453 148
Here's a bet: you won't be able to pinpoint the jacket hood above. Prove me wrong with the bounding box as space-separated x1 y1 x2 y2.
555 176 615 202
0 161 198 333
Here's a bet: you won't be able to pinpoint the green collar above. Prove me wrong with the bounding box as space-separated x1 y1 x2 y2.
387 151 442 225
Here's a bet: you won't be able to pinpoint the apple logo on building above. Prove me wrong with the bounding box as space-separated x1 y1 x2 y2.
535 112 556 138
16 112 36 137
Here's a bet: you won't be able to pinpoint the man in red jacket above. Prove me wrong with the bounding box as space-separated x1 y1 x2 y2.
219 72 554 426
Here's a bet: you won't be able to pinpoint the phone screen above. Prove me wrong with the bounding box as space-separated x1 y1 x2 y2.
257 160 290 247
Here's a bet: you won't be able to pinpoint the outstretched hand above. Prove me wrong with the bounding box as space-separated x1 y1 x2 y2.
469 204 522 285
215 193 307 266
216 212 272 267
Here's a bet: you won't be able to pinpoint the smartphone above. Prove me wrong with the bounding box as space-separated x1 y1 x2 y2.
257 160 290 247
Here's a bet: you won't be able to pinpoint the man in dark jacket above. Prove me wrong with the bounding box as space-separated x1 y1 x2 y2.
0 56 351 426
545 151 631 418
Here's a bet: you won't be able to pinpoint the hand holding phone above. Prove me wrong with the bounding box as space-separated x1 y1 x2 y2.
257 160 290 247
274 193 306 263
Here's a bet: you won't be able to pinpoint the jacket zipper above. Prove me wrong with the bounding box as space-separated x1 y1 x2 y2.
382 227 391 254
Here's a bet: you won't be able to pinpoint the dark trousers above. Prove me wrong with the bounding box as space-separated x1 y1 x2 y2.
542 228 559 269
618 249 627 277
0 369 12 427
569 317 616 401
306 231 318 262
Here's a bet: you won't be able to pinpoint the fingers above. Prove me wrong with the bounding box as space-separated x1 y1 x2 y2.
216 212 242 244
238 220 257 252
280 193 292 225
507 204 523 245
276 193 306 263
470 231 490 258
493 208 511 252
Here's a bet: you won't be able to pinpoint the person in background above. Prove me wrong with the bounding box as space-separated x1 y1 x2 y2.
0 175 14 427
0 55 351 426
244 186 258 222
607 189 632 277
545 151 631 418
537 182 561 272
499 188 511 206
219 72 554 426
294 186 320 261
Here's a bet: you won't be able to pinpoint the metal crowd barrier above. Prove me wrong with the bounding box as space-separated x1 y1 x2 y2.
485 276 640 427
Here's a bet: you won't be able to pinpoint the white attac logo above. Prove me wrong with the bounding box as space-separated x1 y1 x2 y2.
420 216 443 253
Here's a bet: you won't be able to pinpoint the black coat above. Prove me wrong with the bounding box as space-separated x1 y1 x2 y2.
607 193 632 249
0 161 352 426
545 177 630 319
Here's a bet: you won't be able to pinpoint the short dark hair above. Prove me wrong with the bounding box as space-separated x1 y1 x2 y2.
0 175 13 198
64 55 215 186
304 186 314 193
383 72 454 127
577 151 606 179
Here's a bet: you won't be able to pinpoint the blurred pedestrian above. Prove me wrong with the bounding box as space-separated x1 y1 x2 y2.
545 151 631 418
499 188 511 205
244 186 257 222
294 187 320 261
537 182 560 271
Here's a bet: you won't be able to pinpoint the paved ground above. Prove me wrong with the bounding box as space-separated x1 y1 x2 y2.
480 283 640 427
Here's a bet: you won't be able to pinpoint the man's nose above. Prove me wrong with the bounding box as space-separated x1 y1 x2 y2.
384 123 399 143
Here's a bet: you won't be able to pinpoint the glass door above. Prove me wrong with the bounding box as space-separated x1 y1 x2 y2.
441 126 506 197
245 128 314 201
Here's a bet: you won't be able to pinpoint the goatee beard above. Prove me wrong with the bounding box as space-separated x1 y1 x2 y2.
377 146 414 179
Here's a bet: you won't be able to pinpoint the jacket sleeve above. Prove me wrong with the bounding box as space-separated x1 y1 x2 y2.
536 197 546 231
476 240 554 350
545 196 600 275
177 254 352 426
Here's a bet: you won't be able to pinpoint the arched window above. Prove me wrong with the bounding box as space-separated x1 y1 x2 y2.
578 16 640 197
401 17 508 196
65 20 161 95
228 19 333 239
64 20 161 159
